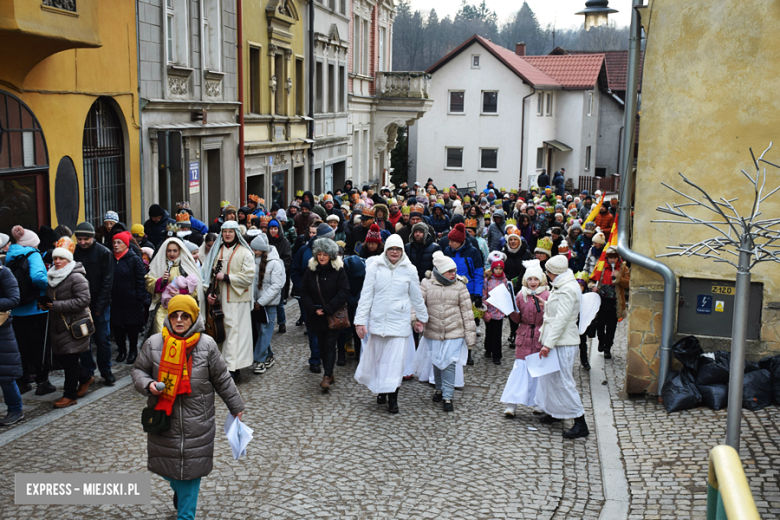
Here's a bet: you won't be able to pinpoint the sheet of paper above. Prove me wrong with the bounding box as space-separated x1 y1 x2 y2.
486 283 516 316
224 414 253 460
525 351 561 378
579 292 601 335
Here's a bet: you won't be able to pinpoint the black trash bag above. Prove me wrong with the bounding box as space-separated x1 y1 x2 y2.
742 369 773 411
696 383 728 411
672 336 704 372
760 355 780 403
696 353 730 385
662 369 702 413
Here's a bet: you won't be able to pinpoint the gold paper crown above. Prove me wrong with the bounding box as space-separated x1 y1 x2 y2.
558 242 569 253
401 206 411 214
464 196 471 203
510 189 518 194
166 222 180 233
505 218 517 226
220 200 231 208
500 187 507 192
175 212 191 223
537 236 553 251
342 194 350 201
386 198 397 205
465 218 478 228
323 194 333 202
259 215 273 223
494 200 502 206
436 199 444 205
296 190 304 197
248 194 261 203
176 201 190 209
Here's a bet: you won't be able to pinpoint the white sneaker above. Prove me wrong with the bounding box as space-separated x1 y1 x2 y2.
264 356 275 368
504 404 517 417
253 363 266 374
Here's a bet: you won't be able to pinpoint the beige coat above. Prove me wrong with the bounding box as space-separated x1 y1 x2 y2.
416 272 477 347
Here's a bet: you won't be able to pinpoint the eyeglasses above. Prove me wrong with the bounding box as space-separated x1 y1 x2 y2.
387 247 402 253
170 311 192 322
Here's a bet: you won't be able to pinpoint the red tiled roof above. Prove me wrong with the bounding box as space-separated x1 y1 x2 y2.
522 54 605 89
426 35 561 89
549 48 643 92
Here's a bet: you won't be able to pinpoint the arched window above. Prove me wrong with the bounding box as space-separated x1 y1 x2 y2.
83 98 126 228
0 90 49 235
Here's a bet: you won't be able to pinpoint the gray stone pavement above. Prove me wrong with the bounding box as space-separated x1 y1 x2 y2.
0 303 604 519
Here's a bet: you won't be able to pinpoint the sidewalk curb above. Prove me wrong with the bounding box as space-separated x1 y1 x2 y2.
0 374 134 449
589 340 630 520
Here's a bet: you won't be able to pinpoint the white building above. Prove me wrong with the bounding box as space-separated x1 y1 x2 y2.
410 35 621 193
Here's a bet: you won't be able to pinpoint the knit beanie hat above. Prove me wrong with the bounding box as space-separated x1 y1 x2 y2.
184 241 198 254
251 233 270 252
276 209 287 222
268 219 281 230
546 254 569 275
148 204 165 218
487 250 506 266
491 260 505 270
584 221 596 232
74 221 96 237
312 237 338 260
365 223 382 245
592 232 606 245
104 211 119 223
448 223 466 244
168 294 200 321
52 247 73 262
522 259 547 287
11 226 40 248
0 233 9 249
316 222 335 239
38 225 58 248
432 250 456 273
141 247 154 261
131 224 145 237
535 236 553 256
114 231 131 247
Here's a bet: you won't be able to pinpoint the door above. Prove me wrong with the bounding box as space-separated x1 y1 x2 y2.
272 169 287 209
206 149 221 224
324 164 333 193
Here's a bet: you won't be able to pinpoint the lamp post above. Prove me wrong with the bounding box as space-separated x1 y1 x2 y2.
576 0 619 31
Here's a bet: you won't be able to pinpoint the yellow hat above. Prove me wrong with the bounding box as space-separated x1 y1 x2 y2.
131 224 145 236
167 294 200 321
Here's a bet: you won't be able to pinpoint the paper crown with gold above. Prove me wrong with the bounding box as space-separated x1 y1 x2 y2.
166 222 180 234
505 218 517 226
322 194 333 202
510 189 518 194
176 201 190 209
259 215 273 224
248 194 261 204
536 236 554 254
401 206 411 214
175 212 191 223
386 198 397 205
464 195 471 203
220 200 231 209
465 218 478 229
296 190 304 197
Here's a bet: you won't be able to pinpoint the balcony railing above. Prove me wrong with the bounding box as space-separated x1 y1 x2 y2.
376 72 431 100
578 175 620 195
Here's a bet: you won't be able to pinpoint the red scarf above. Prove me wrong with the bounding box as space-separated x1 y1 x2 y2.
114 248 129 261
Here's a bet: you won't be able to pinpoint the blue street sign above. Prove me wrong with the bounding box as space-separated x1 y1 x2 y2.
697 294 712 314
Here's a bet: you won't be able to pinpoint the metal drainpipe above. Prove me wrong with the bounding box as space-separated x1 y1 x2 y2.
308 0 315 191
237 0 246 204
616 0 677 394
519 87 536 192
135 0 144 215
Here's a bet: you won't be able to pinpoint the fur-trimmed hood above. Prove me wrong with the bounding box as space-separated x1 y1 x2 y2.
307 255 344 272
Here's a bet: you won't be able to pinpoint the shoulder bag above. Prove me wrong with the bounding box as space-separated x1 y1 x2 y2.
315 274 350 330
54 288 95 340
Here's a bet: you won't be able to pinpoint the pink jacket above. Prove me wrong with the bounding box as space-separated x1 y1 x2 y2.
483 275 510 320
510 289 550 360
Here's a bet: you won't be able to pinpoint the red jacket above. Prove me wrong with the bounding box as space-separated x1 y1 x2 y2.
594 211 614 239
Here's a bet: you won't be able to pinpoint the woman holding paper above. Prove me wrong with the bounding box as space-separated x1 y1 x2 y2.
535 255 590 439
501 260 549 417
132 295 245 519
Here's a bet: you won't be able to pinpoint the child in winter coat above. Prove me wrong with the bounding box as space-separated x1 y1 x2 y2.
483 259 510 365
501 259 550 417
584 231 606 275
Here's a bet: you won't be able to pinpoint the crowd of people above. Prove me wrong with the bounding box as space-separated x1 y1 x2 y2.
0 177 630 519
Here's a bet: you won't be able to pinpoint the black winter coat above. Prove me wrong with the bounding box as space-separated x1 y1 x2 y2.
300 257 350 332
346 224 370 255
144 210 176 249
502 241 532 289
111 249 148 327
406 235 441 281
73 241 114 314
537 172 550 188
0 266 22 383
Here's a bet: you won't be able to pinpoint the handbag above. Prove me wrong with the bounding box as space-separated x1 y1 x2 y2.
315 274 350 330
54 289 96 340
141 405 171 433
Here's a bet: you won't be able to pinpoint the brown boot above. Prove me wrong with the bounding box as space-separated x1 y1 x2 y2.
76 377 95 398
53 397 77 409
320 376 331 391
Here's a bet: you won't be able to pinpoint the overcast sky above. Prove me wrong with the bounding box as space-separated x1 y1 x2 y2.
406 0 632 29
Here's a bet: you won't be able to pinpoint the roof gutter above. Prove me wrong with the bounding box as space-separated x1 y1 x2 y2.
617 0 676 395
519 86 535 191
237 0 246 204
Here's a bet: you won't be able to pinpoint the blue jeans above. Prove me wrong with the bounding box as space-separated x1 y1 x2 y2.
433 363 456 400
1 381 22 414
163 477 200 520
80 306 112 377
253 307 276 364
306 322 320 365
276 302 286 325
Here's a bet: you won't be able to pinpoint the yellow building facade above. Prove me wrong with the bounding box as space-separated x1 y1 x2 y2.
625 0 780 394
242 0 310 208
0 0 140 234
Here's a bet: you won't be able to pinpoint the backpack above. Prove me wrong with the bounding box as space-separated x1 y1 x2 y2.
6 251 41 306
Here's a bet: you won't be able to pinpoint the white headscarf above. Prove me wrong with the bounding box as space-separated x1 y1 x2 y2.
149 237 204 308
200 221 252 281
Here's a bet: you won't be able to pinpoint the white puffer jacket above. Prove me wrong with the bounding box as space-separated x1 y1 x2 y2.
539 269 581 349
252 246 286 307
355 253 428 338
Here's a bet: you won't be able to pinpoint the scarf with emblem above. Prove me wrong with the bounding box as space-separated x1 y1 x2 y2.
155 327 201 415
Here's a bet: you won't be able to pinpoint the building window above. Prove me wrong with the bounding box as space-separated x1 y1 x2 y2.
379 27 386 71
585 146 592 170
482 91 498 114
449 91 465 114
275 53 285 115
339 65 346 112
328 0 335 9
472 55 480 68
588 92 593 116
353 16 361 74
480 148 498 170
446 147 463 169
546 92 553 116
537 92 543 116
83 98 126 229
536 147 544 169
328 63 336 112
203 0 222 71
340 0 346 14
315 61 324 114
296 58 304 116
249 46 261 113
362 20 370 75
166 0 189 66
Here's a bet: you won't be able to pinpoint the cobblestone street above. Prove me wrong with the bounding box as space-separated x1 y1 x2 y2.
1 301 779 519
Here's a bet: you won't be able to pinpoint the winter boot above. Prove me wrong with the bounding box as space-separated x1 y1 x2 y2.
387 389 399 414
377 394 386 405
466 350 474 366
442 399 454 412
432 390 443 403
563 415 590 439
539 414 562 424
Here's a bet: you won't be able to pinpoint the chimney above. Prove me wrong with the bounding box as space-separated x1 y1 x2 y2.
515 42 526 57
